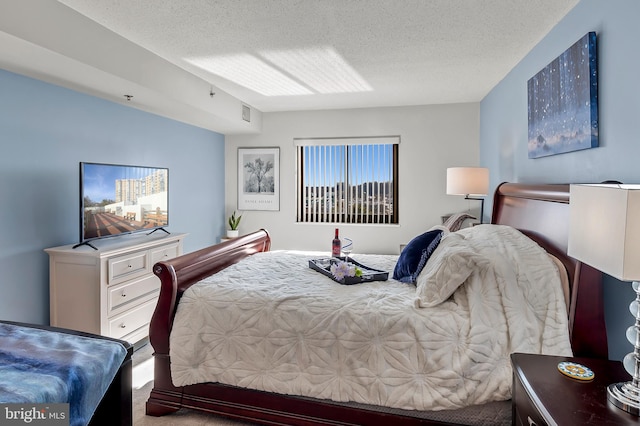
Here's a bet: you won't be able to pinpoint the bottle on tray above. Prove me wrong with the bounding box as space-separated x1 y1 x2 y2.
332 228 341 257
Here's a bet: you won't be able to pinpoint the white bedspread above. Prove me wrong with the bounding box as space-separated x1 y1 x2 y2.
169 225 571 411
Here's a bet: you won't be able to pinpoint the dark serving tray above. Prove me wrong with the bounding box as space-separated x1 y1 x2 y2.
309 257 389 285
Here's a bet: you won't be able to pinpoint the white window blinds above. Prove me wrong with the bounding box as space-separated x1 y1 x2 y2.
295 136 399 224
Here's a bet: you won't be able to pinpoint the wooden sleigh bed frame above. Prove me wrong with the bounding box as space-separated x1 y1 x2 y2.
145 183 608 425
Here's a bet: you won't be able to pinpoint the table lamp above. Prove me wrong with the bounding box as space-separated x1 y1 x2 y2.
446 167 489 223
568 183 640 415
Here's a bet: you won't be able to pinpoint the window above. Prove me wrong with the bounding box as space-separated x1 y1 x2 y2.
295 136 399 224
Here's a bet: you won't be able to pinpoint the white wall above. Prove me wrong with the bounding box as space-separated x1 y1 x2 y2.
226 103 480 254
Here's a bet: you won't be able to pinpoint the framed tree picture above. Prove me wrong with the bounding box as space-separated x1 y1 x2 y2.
238 147 280 211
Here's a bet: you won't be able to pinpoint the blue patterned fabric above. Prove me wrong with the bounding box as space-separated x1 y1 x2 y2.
0 323 127 426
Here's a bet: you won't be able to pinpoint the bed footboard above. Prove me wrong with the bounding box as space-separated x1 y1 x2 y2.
146 229 271 416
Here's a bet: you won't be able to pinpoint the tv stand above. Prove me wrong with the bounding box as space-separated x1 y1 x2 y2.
72 240 99 250
46 233 186 344
147 227 170 236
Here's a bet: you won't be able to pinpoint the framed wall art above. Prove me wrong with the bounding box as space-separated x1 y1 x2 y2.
527 32 598 158
238 147 280 211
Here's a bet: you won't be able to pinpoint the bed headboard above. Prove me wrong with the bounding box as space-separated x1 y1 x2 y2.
491 182 608 359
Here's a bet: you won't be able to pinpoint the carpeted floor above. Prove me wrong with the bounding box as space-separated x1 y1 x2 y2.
132 343 255 425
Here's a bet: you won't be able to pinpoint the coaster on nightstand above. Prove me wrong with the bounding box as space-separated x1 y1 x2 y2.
557 361 595 381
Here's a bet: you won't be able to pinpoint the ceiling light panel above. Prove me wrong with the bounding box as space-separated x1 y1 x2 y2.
186 53 312 96
261 47 372 94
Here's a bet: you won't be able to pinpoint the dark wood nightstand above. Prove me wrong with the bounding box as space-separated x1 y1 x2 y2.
511 352 640 426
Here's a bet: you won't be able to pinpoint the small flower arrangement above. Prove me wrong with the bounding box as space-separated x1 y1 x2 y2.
330 260 363 281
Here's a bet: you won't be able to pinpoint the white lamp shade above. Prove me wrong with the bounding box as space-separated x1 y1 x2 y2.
446 167 489 196
568 184 640 281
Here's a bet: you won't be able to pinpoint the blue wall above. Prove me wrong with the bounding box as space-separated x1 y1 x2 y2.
0 69 226 325
480 0 640 361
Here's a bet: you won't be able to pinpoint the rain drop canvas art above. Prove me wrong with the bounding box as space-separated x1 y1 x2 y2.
527 32 598 158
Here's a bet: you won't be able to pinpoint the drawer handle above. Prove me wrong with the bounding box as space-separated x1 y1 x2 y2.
127 264 132 268
120 324 126 329
121 293 127 298
527 416 537 426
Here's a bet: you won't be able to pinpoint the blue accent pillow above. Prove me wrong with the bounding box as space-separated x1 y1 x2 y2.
393 229 444 283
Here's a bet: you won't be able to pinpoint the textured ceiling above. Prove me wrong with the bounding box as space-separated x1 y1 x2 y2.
56 0 578 113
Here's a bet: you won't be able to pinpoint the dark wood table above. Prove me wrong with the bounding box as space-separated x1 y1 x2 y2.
511 352 640 426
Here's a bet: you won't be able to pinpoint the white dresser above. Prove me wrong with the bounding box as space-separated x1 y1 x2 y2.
45 232 186 344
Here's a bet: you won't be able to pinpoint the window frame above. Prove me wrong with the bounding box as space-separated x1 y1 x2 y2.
295 136 399 224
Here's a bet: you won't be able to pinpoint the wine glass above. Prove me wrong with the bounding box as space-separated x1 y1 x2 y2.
342 238 353 261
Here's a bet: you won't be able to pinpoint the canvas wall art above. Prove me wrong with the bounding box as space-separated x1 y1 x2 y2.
527 32 598 158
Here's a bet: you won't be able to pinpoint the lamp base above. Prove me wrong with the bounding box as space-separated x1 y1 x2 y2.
463 196 485 224
608 381 640 415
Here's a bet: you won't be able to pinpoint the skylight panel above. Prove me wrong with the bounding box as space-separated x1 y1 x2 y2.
261 46 372 94
186 53 312 96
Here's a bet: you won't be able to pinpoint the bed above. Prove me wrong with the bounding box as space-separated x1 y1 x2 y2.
145 182 608 425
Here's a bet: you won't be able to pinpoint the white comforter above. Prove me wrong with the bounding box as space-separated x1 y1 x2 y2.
169 225 571 411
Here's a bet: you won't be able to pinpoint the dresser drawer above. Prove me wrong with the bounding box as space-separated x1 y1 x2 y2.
108 274 159 314
150 242 180 264
513 373 548 426
108 298 157 340
108 250 149 284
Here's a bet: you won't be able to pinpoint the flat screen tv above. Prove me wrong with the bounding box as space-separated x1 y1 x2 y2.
76 162 169 249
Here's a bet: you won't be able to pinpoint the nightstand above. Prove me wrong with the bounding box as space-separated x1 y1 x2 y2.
511 353 640 425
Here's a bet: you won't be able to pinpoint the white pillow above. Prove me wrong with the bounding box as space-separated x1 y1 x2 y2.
442 212 476 232
414 232 479 308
